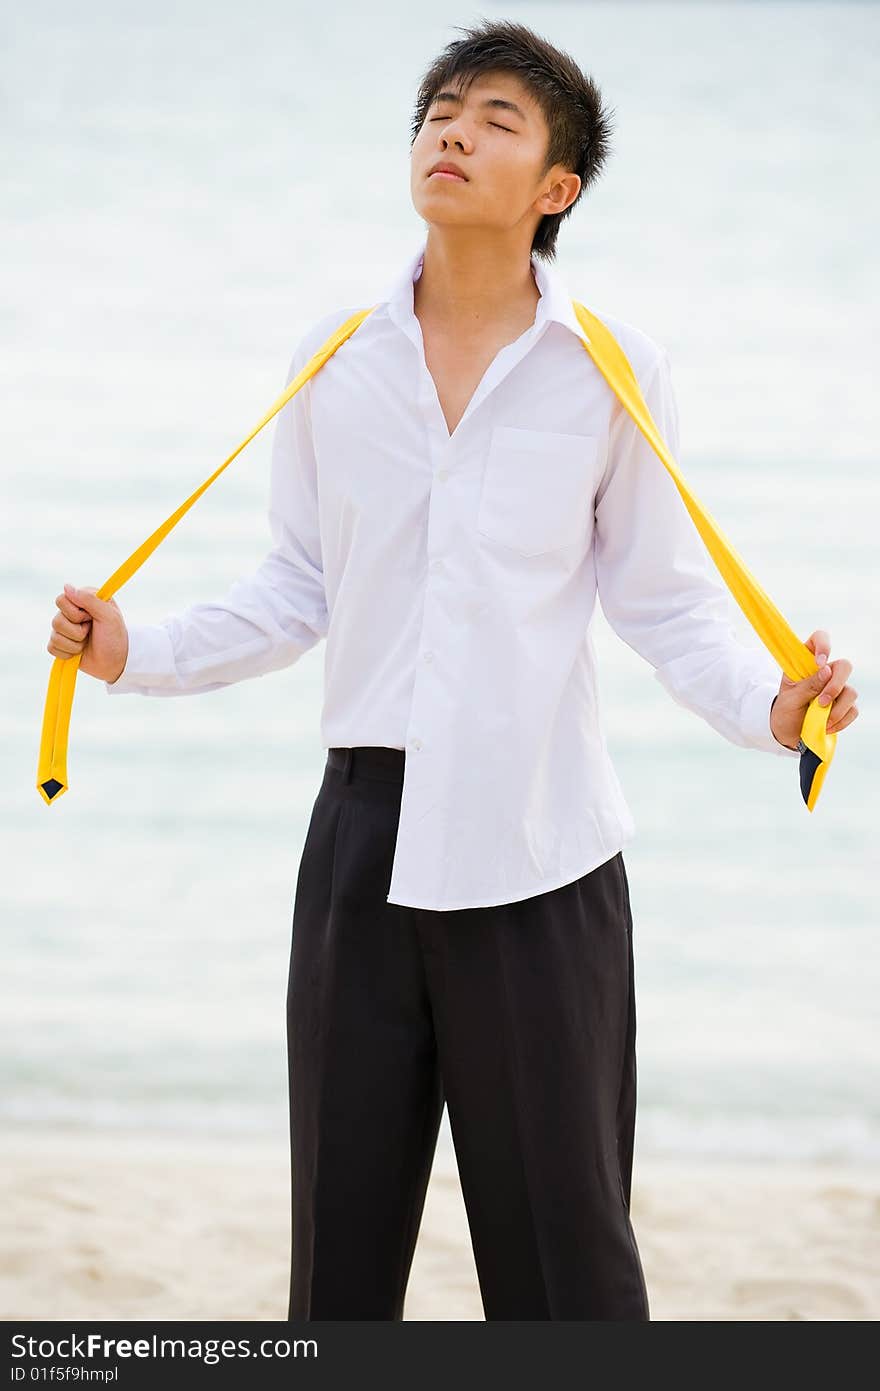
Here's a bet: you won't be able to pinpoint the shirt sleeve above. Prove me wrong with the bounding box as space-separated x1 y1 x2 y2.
104 334 328 697
593 347 800 757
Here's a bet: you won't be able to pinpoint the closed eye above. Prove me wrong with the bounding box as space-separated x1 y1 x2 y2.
428 115 513 132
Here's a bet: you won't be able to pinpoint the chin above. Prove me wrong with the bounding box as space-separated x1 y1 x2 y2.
412 189 472 221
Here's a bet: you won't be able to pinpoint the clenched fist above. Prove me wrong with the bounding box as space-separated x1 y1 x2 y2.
769 627 859 749
47 584 129 684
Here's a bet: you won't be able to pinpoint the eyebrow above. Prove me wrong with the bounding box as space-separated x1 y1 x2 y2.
430 90 529 123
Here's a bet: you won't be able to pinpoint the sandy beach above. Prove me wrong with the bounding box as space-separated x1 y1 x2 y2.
1 1126 876 1322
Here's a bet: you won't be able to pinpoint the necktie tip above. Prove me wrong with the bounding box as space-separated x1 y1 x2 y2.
38 777 66 803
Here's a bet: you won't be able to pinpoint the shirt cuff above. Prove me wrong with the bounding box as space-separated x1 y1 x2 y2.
740 680 801 757
103 623 177 694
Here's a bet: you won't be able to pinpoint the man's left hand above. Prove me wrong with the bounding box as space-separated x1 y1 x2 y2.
770 628 859 750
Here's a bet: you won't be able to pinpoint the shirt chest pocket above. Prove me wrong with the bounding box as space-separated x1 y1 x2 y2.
476 426 601 558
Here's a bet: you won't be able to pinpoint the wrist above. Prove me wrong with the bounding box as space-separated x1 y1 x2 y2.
770 694 799 751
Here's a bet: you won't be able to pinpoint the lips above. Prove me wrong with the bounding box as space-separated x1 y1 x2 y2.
428 162 468 181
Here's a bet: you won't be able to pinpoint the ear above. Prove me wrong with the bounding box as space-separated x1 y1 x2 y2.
534 170 581 217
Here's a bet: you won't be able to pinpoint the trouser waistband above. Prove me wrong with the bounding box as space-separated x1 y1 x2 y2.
326 746 407 784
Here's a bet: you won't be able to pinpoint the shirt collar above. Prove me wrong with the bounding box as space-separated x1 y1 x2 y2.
378 240 590 345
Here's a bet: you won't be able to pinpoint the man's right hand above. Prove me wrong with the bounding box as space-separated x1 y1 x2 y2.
48 584 129 684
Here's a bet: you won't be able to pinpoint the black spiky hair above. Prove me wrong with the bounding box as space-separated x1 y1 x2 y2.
410 16 615 261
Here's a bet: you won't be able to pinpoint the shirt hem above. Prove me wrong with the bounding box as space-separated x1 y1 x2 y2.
385 829 636 912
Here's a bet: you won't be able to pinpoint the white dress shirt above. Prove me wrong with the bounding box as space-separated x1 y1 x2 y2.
106 239 799 910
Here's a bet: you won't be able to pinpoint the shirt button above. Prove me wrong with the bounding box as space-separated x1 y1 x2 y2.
411 738 423 752
423 651 433 663
429 558 443 572
437 468 449 481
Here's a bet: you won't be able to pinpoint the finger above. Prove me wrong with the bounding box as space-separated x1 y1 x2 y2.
806 630 832 666
827 704 859 735
64 584 109 617
51 611 90 641
818 662 854 706
824 686 858 723
55 593 91 621
47 632 84 656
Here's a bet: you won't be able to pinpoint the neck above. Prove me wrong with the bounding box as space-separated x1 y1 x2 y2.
413 231 540 332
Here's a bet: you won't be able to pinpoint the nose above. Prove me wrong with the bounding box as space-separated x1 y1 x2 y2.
434 115 471 153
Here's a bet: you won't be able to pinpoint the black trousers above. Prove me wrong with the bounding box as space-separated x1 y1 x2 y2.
285 746 650 1321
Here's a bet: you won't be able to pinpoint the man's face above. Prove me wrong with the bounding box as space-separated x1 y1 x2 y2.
411 69 570 238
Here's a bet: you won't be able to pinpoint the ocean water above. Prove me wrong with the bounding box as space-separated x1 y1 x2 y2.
3 0 878 1168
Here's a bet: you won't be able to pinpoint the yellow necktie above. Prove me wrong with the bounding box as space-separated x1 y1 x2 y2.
37 301 834 810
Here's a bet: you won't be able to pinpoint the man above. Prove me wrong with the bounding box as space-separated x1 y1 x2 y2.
48 18 858 1319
